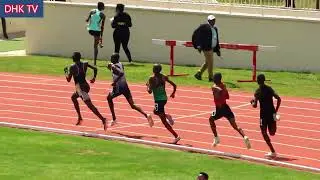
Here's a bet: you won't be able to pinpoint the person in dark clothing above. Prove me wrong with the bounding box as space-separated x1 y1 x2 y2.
1 18 8 39
251 74 281 158
111 4 133 63
192 15 221 82
285 0 295 8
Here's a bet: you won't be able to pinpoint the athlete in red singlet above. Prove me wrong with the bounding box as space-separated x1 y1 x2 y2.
209 73 251 149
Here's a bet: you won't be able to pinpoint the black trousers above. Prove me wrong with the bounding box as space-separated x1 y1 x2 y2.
113 29 132 62
1 18 8 39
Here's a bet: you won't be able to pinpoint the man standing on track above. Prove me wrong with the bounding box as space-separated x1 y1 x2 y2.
209 73 251 149
111 4 133 63
86 2 106 66
251 74 281 158
192 15 221 82
65 52 107 131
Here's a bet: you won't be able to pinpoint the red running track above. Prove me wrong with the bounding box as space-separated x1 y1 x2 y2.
0 73 319 172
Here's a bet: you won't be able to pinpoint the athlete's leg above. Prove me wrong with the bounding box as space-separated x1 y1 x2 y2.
159 113 179 138
1 18 8 39
113 31 121 53
93 36 100 66
228 118 251 149
83 98 107 130
127 97 147 118
209 116 218 137
268 120 277 136
71 92 82 125
261 120 276 153
121 31 132 63
107 93 117 121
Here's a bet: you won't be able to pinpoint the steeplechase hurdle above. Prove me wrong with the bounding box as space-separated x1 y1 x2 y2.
152 39 276 82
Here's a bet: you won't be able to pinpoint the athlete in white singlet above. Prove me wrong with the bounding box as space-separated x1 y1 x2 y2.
106 53 154 127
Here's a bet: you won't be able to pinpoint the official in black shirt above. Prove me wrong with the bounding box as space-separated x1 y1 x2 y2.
251 74 281 158
111 4 133 63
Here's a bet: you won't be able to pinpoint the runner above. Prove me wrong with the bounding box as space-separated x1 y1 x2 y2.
107 53 153 127
209 73 251 149
251 74 281 158
65 52 107 131
147 64 181 144
86 2 106 66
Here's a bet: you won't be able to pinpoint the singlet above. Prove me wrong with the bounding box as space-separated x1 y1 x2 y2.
152 74 167 101
254 85 276 115
213 83 229 107
112 62 127 87
73 62 87 85
87 9 102 32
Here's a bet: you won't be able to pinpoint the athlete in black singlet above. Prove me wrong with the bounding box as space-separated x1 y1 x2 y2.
65 52 107 131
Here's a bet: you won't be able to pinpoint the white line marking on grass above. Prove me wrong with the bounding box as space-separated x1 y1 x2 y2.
0 121 319 172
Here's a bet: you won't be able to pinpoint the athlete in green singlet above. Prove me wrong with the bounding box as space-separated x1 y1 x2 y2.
86 2 106 66
147 64 180 144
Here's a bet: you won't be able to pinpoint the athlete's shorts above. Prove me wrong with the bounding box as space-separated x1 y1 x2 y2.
89 30 101 37
74 83 90 101
109 84 132 100
260 114 277 135
211 104 235 121
154 100 167 115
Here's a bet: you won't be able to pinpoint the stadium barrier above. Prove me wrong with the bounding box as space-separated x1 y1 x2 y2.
152 39 276 82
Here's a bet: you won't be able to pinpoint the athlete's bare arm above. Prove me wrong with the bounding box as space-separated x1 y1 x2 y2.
87 63 97 82
109 64 124 86
65 65 74 82
273 92 281 113
165 76 176 98
146 77 153 94
212 85 222 99
86 10 93 22
100 13 106 38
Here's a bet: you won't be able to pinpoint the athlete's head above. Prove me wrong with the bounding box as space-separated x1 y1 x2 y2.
72 52 81 62
213 72 222 84
116 4 124 13
97 2 105 11
197 172 209 180
257 74 266 85
111 53 120 64
207 14 216 27
153 64 162 74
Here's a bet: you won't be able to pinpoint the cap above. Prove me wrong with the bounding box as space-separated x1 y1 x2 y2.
208 15 216 20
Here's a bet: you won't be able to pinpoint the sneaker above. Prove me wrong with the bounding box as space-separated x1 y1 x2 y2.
147 114 154 127
243 136 251 149
166 114 174 126
110 120 118 127
212 136 220 147
273 113 280 121
194 72 202 80
265 152 277 158
172 136 181 144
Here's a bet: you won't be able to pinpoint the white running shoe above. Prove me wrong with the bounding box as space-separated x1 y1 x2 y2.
212 136 220 147
147 114 154 127
265 152 277 158
110 120 118 127
166 114 174 126
243 136 251 149
273 113 280 121
172 136 181 144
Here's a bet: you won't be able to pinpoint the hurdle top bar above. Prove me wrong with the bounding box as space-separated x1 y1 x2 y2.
152 39 277 51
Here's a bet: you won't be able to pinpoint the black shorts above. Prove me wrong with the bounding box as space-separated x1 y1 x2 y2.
154 100 167 115
260 114 277 134
89 30 101 37
211 104 235 121
109 84 132 100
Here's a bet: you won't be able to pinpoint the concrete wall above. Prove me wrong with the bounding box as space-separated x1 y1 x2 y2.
26 2 320 72
0 18 26 36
